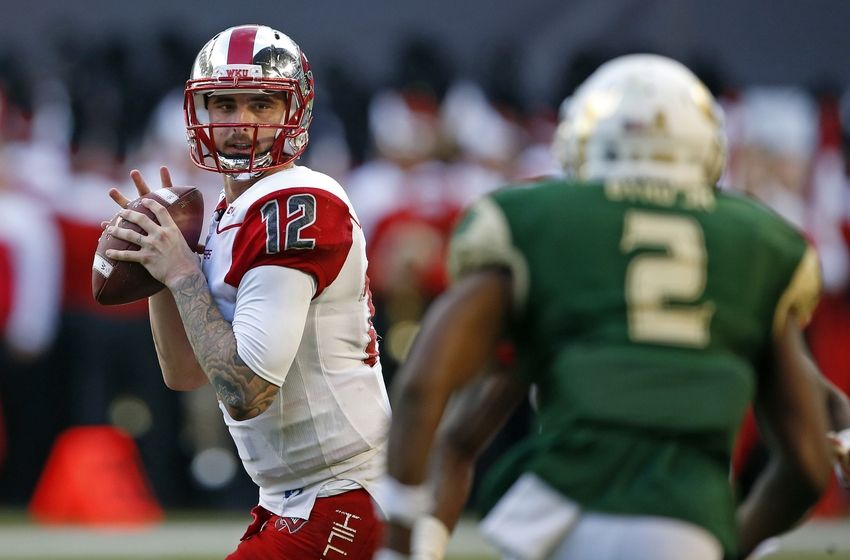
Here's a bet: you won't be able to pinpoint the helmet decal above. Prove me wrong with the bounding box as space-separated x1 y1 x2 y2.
226 26 258 65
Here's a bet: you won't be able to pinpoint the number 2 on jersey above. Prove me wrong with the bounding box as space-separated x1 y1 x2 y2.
620 210 714 347
261 194 317 254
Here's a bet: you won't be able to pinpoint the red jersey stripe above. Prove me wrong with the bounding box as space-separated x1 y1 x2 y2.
227 27 258 65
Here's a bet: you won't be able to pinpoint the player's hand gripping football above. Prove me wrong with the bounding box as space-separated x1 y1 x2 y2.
827 429 850 489
104 167 202 288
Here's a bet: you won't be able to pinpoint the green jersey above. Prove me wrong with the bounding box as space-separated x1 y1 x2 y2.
448 179 820 555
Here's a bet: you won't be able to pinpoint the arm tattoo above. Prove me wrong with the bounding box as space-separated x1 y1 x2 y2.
170 271 278 420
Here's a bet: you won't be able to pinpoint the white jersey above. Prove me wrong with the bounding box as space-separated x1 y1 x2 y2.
201 165 390 518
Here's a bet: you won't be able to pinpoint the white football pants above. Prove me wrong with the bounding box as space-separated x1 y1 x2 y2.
480 473 723 560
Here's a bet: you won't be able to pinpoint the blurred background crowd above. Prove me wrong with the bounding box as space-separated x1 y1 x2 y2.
2 0 850 522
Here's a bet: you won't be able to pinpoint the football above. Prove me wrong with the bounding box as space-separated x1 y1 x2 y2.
92 186 205 305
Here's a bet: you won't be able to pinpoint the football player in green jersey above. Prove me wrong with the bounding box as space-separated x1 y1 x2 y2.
375 54 835 560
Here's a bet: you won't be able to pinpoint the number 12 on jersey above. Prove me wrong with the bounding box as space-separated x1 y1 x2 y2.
261 194 317 254
620 210 715 348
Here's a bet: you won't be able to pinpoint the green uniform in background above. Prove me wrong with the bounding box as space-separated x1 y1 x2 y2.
448 178 821 555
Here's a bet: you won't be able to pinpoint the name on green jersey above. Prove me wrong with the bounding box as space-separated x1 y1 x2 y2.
603 180 716 212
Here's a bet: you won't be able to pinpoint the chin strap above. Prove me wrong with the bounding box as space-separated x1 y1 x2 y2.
229 171 266 181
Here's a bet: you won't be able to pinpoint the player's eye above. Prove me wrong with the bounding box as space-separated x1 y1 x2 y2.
210 100 234 112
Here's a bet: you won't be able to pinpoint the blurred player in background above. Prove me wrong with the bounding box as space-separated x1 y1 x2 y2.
0 112 63 487
377 54 834 560
105 24 389 558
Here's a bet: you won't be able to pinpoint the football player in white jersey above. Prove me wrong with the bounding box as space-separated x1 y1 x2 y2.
104 24 390 559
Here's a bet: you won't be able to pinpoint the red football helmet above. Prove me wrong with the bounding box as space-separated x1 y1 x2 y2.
184 24 315 176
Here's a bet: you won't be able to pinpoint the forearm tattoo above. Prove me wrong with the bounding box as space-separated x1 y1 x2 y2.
170 272 278 420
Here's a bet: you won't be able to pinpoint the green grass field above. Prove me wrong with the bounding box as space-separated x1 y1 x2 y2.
0 509 848 559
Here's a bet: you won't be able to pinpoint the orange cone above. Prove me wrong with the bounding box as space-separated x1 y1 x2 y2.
29 425 163 526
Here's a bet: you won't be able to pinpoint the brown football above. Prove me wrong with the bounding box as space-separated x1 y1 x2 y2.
92 186 205 305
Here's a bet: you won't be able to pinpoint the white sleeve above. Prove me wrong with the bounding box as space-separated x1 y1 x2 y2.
232 265 316 386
